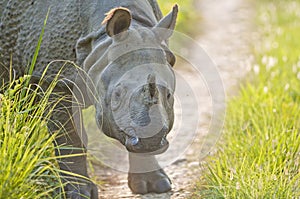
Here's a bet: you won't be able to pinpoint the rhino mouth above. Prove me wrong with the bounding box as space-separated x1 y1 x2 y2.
124 133 169 155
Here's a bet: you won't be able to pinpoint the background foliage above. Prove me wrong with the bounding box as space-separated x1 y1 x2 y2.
158 0 201 36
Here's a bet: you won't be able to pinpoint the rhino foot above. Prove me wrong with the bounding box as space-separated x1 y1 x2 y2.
64 181 98 199
128 169 172 194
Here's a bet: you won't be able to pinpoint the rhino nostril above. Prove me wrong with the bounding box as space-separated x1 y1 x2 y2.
160 136 167 146
162 124 169 134
125 127 139 147
125 135 139 146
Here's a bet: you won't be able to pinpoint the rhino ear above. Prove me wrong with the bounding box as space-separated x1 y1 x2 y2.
102 7 131 37
153 4 178 41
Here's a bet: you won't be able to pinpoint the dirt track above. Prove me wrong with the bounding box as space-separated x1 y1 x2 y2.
93 0 255 198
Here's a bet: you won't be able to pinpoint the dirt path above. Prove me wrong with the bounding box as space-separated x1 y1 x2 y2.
94 0 254 198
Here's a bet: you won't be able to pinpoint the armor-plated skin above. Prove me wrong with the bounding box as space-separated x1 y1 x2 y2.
0 1 177 198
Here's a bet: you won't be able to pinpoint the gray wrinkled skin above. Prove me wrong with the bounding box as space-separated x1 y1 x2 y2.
0 0 177 198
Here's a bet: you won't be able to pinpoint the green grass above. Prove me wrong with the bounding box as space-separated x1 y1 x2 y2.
194 0 300 198
0 74 64 199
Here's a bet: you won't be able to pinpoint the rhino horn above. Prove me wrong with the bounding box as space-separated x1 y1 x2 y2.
152 4 178 42
147 74 157 98
102 7 131 37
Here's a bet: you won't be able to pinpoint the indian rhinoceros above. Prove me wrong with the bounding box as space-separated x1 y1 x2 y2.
0 0 178 198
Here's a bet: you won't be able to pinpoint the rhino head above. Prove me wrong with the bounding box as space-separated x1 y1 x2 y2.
85 5 178 154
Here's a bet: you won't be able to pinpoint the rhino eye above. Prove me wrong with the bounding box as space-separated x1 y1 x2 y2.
115 91 121 98
111 85 126 111
166 90 174 106
166 89 173 101
167 92 171 100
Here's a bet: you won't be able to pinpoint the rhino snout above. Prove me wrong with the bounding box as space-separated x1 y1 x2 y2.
124 125 169 154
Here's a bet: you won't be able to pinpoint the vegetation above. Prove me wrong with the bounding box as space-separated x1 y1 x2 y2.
0 74 64 198
158 0 201 36
194 0 300 198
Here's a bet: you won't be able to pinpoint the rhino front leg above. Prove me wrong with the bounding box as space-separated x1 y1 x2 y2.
49 99 98 199
128 153 172 194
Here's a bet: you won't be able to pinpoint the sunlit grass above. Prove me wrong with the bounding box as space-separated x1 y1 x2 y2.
0 75 65 199
193 0 300 198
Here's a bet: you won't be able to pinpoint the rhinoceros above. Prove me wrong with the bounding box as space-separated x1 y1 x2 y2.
0 0 177 198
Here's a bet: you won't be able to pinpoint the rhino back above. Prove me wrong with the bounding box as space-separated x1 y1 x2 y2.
0 0 8 17
0 1 89 83
0 0 161 84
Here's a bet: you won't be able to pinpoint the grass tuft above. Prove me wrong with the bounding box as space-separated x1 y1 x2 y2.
0 74 64 198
